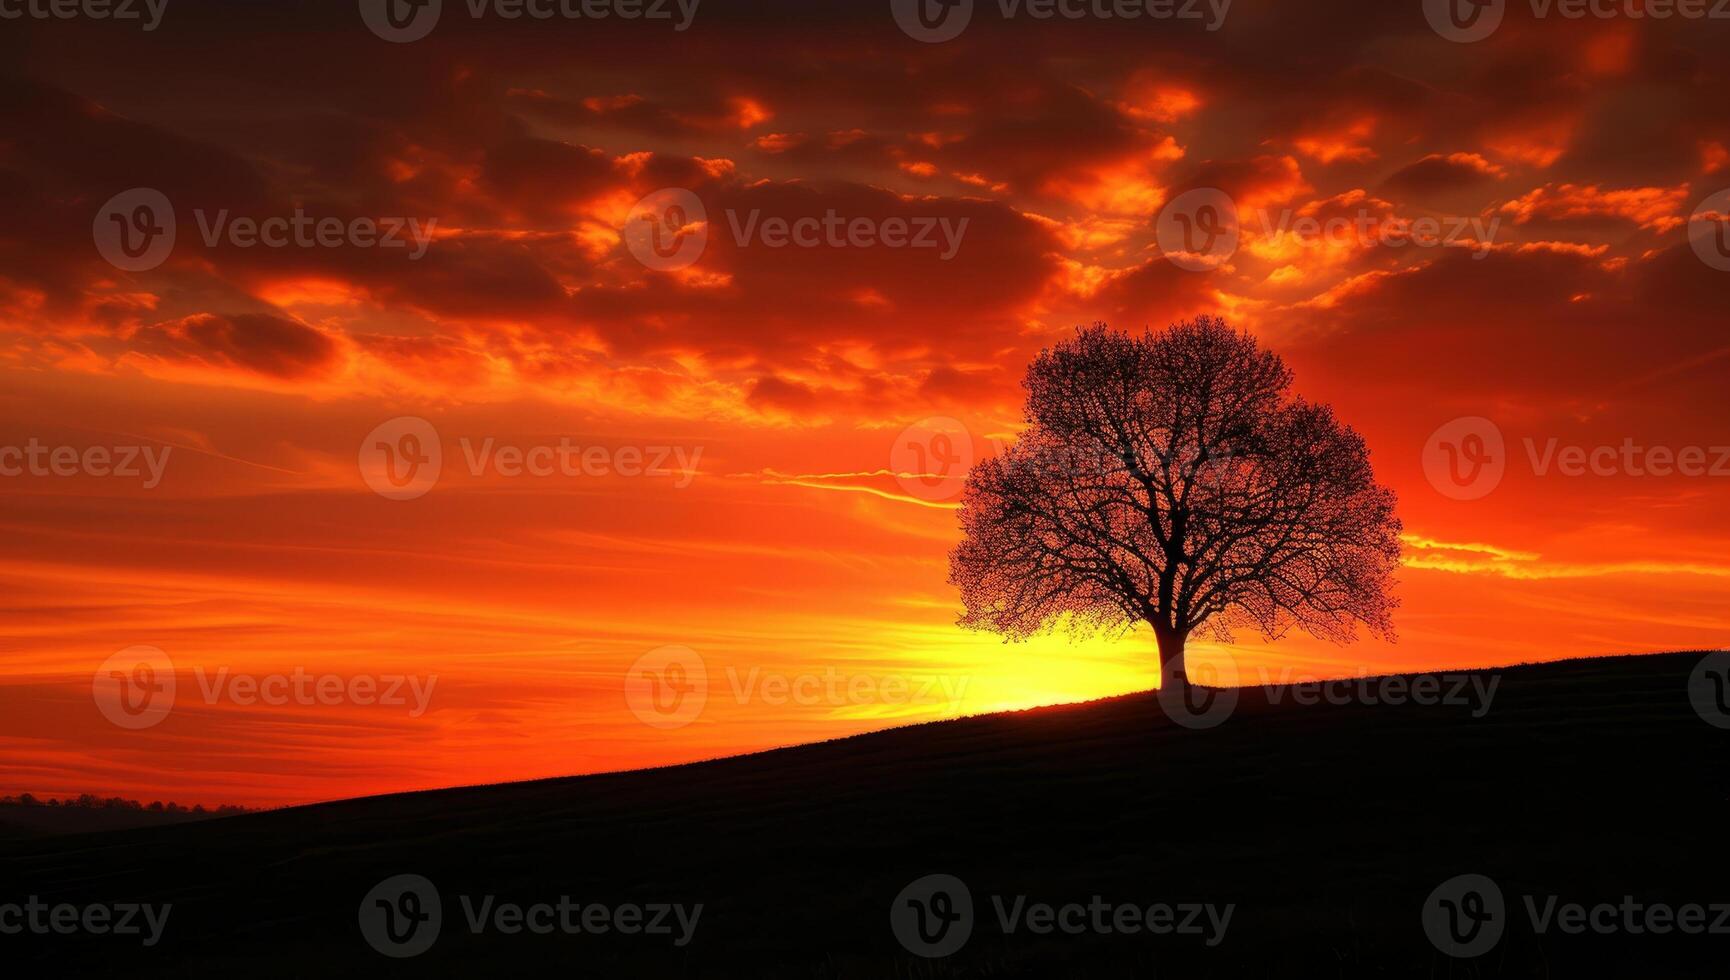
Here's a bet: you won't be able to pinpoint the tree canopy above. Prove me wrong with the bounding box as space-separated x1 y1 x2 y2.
949 318 1402 689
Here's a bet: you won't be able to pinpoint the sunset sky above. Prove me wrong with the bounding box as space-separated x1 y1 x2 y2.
1 0 1727 808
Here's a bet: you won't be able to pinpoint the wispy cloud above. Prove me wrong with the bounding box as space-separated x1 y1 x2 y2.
1402 534 1730 580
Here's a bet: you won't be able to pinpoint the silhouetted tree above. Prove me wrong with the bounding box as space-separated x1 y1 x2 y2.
1 793 246 814
949 319 1402 692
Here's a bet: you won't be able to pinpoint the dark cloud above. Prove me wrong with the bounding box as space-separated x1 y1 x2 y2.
128 313 341 379
0 0 1724 416
1383 153 1505 195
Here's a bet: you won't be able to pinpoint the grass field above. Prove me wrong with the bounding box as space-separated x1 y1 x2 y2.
3 651 1726 977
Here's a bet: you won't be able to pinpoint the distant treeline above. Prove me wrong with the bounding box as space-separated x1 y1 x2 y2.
0 793 249 815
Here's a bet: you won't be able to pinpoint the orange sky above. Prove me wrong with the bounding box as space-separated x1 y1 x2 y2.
1 2 1728 807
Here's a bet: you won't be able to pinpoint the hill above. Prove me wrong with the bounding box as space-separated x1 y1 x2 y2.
0 802 228 840
3 652 1726 976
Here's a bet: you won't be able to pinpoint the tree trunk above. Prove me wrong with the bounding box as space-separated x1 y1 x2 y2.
1155 627 1187 692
